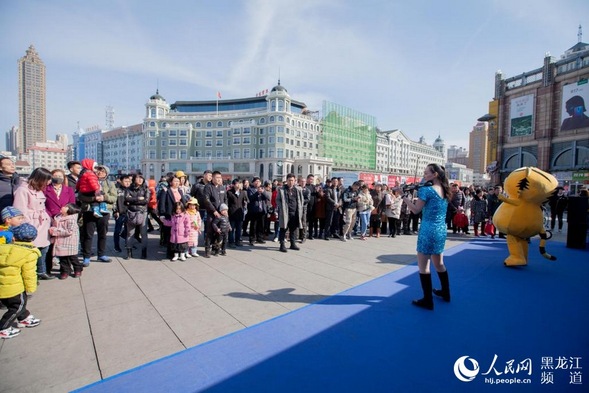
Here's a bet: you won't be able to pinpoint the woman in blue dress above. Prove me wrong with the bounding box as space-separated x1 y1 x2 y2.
403 163 451 310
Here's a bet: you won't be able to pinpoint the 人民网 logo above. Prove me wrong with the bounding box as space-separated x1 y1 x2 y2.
454 355 480 382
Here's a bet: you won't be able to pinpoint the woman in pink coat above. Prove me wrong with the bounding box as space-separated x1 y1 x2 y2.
13 168 54 280
44 169 76 275
169 202 190 261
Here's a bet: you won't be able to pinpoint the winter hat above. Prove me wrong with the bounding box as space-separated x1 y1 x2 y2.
186 197 199 206
1 206 24 222
11 223 38 242
219 204 228 212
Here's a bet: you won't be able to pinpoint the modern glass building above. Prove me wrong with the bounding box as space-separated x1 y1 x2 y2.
320 101 377 171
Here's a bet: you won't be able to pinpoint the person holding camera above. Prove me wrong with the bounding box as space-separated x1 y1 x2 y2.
246 177 268 246
341 181 360 241
403 163 451 311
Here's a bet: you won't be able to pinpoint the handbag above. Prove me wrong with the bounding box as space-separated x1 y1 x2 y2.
484 221 496 236
127 210 146 226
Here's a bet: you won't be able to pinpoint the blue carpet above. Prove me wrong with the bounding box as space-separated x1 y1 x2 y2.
74 240 589 393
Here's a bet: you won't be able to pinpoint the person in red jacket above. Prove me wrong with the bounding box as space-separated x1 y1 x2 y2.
76 158 110 218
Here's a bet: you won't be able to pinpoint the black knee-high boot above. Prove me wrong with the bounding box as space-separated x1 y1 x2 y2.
412 273 434 310
433 270 451 302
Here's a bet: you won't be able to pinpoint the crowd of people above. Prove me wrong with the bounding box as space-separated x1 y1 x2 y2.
1 156 584 337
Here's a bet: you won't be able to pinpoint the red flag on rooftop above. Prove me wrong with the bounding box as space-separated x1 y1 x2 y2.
217 91 221 99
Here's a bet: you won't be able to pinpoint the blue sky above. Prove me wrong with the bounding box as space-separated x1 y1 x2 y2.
1 0 587 151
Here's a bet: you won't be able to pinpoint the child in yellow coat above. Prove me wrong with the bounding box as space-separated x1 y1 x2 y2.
0 223 42 339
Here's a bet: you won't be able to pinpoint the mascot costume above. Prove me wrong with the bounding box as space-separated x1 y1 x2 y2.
493 167 558 266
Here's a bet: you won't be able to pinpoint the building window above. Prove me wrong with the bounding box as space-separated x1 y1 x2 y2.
205 140 212 147
195 122 201 128
169 150 177 159
161 140 167 147
277 148 284 158
270 116 275 123
233 137 241 145
148 140 156 147
205 131 213 138
243 137 251 145
233 128 241 135
243 127 251 135
259 138 265 145
217 121 223 127
195 140 201 147
179 139 187 146
205 151 212 159
161 151 167 160
277 137 284 143
216 140 223 147
243 148 251 158
169 130 177 137
260 118 266 124
259 149 265 158
169 140 177 146
206 121 212 128
179 130 187 137
216 130 223 137
233 149 241 159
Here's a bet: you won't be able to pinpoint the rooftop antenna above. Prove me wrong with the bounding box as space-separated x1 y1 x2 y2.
278 66 281 85
157 78 159 94
578 24 583 43
105 105 114 130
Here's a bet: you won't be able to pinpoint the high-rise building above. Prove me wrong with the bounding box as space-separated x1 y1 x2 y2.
18 45 46 154
468 122 488 174
5 126 19 155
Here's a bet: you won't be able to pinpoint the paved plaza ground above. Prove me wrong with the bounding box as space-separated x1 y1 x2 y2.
0 225 572 392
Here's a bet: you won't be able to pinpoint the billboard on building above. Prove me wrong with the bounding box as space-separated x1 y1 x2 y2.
560 80 589 131
510 94 534 137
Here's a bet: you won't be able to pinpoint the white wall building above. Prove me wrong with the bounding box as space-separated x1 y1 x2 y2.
141 84 332 182
28 145 67 170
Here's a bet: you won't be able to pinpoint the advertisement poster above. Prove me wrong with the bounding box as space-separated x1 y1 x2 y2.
560 80 589 131
510 94 534 137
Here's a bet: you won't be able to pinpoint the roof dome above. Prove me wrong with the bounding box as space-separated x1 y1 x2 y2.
150 89 165 101
434 134 444 143
271 80 287 93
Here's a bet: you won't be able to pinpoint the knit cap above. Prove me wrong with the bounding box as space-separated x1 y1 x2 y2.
11 223 38 242
219 204 228 211
1 206 24 222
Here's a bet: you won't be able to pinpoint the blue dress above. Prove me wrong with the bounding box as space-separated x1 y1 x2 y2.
416 186 448 255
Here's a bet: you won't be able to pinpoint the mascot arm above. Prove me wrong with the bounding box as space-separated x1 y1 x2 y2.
498 194 521 206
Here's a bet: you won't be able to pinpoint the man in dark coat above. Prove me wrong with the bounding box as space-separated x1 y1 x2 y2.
0 157 21 213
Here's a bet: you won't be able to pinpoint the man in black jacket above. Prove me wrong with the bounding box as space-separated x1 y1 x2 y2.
202 171 228 257
246 177 268 246
0 157 21 213
113 175 131 253
227 179 248 247
304 174 317 240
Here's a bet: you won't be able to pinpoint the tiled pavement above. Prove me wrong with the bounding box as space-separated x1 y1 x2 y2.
0 225 569 393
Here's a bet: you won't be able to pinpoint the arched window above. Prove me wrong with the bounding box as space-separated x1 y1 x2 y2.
217 121 223 127
195 122 201 128
554 149 573 167
260 118 266 124
278 100 284 111
259 163 264 180
206 121 212 128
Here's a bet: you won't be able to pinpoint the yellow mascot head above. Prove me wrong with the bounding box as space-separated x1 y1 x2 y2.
503 167 558 204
